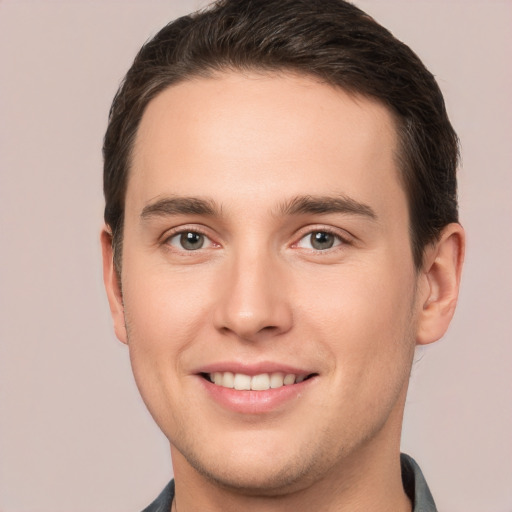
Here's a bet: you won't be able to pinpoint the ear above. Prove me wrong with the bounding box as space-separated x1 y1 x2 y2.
416 223 465 345
100 227 128 344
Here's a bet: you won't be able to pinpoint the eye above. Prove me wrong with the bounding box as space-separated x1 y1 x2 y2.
296 230 343 251
166 231 212 251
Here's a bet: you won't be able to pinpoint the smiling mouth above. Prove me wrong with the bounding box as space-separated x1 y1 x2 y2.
200 372 317 391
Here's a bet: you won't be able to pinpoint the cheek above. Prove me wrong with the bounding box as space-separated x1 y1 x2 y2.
123 262 211 343
120 263 213 401
303 268 417 438
120 274 211 441
298 259 417 378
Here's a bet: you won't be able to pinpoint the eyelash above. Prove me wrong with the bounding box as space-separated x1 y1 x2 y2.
293 227 352 252
162 226 216 252
161 226 352 253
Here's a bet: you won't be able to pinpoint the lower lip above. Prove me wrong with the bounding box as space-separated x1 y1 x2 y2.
198 376 316 414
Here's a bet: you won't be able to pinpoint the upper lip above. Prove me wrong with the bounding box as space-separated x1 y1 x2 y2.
194 361 316 377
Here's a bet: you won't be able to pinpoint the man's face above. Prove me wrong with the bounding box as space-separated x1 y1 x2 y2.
106 72 427 492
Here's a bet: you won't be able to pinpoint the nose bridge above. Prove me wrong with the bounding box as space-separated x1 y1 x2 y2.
214 241 292 340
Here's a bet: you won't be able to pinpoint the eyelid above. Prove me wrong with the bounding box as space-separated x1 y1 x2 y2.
291 225 354 250
159 223 353 252
161 224 219 250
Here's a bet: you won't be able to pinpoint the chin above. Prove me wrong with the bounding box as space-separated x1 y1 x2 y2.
194 457 316 496
171 430 338 497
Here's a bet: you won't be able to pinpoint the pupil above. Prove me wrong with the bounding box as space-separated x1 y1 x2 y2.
181 232 204 250
311 231 334 250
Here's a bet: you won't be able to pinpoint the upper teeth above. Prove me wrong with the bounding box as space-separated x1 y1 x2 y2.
209 372 305 391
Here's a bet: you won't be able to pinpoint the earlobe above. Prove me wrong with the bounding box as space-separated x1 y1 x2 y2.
100 227 128 344
416 223 465 345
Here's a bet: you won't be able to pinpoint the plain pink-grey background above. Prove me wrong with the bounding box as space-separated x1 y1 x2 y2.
0 1 511 511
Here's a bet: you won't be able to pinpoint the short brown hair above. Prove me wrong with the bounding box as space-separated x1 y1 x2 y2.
103 0 459 270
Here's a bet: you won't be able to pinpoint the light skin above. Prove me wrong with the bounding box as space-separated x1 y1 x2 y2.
102 72 464 512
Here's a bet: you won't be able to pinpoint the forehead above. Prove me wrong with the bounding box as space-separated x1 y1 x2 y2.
128 71 403 216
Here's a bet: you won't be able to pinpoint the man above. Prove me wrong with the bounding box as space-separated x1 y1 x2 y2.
101 1 464 510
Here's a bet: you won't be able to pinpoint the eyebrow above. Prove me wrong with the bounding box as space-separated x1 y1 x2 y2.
277 194 377 220
140 196 220 220
140 194 377 222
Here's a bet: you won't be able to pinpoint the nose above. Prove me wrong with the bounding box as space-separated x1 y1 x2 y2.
213 248 293 342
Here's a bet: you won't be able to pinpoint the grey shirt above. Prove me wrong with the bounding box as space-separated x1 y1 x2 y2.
141 453 437 512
